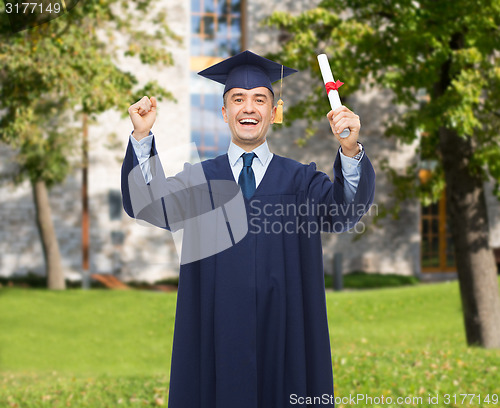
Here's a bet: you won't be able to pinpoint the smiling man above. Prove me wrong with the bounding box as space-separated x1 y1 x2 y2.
222 87 273 150
121 50 376 408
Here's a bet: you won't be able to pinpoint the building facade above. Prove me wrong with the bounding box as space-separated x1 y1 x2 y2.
1 0 500 283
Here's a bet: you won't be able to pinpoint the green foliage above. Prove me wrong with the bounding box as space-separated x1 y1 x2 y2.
0 272 106 288
265 0 500 218
0 272 180 289
325 270 419 289
0 0 181 186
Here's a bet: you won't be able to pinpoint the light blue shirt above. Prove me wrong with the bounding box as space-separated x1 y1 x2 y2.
130 131 363 204
227 139 273 189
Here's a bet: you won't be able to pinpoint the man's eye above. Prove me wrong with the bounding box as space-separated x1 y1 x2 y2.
235 99 243 103
256 99 264 103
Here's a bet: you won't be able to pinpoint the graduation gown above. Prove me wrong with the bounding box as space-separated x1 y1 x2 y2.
121 137 376 408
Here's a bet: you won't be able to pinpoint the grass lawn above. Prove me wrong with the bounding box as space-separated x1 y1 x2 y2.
1 279 499 407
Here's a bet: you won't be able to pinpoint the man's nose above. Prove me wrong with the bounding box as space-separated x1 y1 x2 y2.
242 99 255 113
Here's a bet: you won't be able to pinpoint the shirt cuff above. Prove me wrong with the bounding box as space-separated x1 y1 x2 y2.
130 130 154 160
339 142 363 175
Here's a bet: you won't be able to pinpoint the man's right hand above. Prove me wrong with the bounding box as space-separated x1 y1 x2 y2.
128 96 157 141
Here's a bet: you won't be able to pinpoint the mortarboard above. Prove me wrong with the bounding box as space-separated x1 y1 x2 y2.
197 50 298 123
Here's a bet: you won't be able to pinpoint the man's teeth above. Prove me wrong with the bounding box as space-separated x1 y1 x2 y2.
240 119 258 124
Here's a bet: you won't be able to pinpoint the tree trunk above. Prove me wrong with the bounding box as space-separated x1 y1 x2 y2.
438 126 500 348
31 179 66 290
431 31 500 348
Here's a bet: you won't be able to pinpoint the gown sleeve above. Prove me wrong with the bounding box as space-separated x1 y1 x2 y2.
304 142 375 233
121 133 207 232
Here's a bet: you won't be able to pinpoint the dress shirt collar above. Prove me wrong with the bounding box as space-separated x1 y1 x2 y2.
227 139 271 168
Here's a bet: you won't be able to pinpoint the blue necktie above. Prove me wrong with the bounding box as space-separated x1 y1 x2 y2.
238 152 257 199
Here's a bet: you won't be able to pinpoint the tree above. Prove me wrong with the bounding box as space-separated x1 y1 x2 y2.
0 0 180 289
265 0 500 348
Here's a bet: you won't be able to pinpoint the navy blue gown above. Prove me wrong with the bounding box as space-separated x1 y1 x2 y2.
121 137 376 408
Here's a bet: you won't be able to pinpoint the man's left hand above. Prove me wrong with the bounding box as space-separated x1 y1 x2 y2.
326 106 360 157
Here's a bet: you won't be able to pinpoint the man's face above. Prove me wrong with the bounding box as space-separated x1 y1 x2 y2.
221 87 276 148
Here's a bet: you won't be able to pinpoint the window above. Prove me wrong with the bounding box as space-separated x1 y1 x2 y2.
420 188 456 272
108 190 122 221
190 0 243 160
418 127 456 273
191 0 241 58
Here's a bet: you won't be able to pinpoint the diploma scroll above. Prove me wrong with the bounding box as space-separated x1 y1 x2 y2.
317 54 350 138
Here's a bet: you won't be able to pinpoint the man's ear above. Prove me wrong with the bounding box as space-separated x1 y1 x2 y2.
221 106 228 123
270 105 277 124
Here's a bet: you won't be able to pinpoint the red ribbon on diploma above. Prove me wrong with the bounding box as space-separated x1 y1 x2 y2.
325 80 344 94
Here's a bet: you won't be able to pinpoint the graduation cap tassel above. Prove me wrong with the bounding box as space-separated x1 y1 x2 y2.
274 65 284 124
275 99 284 124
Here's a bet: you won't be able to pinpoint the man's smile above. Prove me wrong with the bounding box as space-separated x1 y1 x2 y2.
238 118 260 127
